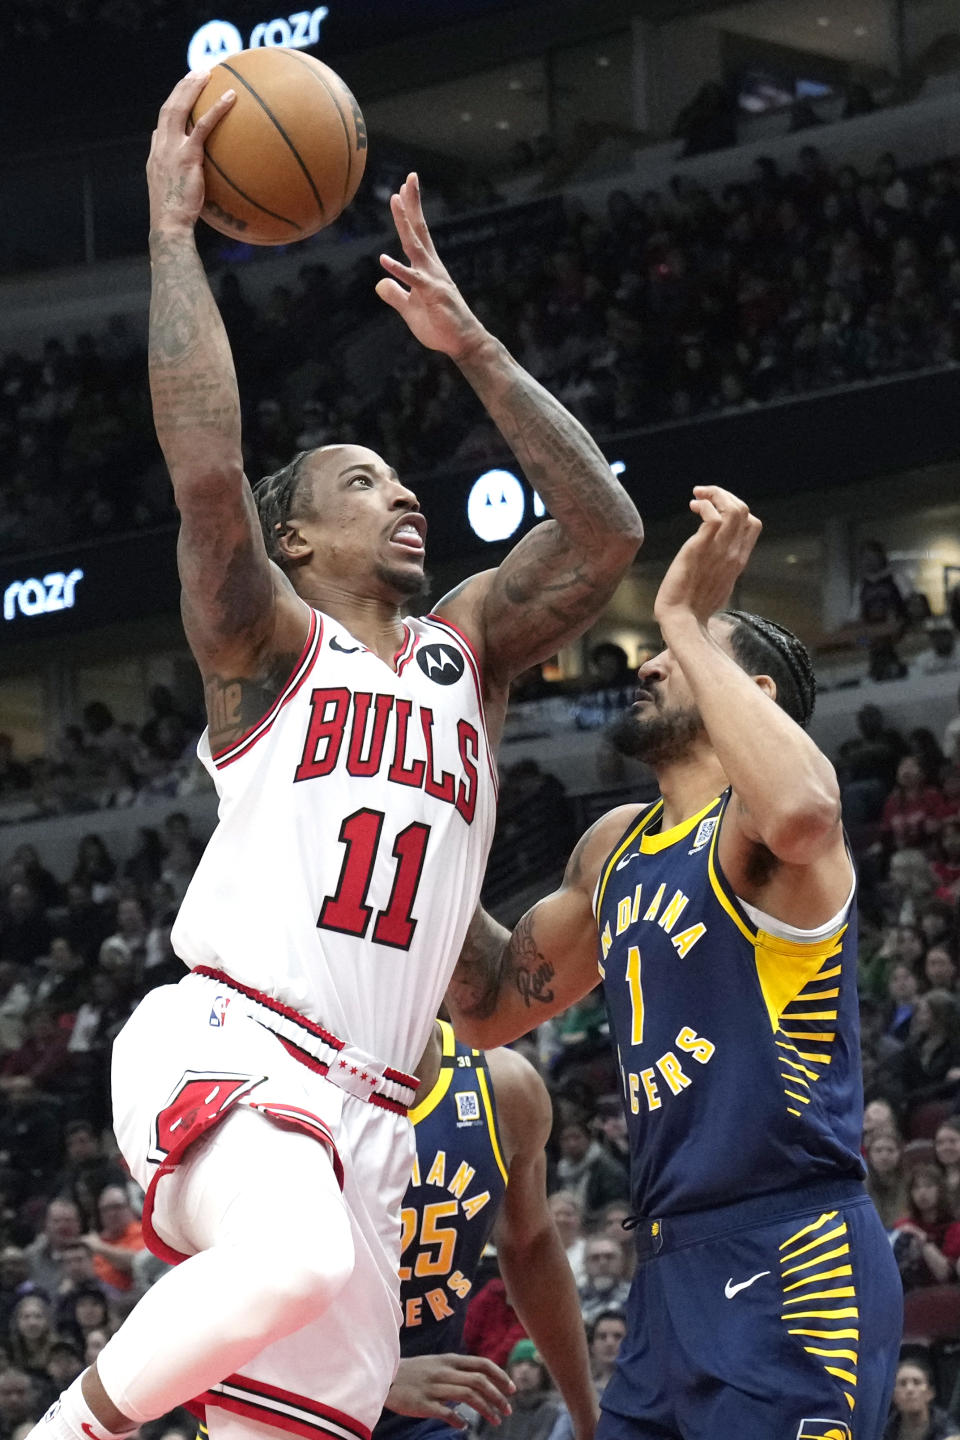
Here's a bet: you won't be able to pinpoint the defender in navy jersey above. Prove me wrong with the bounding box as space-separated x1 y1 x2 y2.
375 1020 596 1440
448 488 902 1440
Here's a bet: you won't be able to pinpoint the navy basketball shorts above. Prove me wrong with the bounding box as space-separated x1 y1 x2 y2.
374 1416 464 1440
598 1178 901 1440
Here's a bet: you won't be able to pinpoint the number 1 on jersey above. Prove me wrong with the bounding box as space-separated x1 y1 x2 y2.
626 944 645 1045
318 807 430 951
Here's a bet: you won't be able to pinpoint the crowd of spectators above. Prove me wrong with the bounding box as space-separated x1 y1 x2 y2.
829 691 960 1423
5 140 960 557
0 690 210 829
0 681 955 1434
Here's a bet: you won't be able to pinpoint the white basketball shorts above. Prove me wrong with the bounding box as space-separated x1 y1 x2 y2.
111 970 418 1440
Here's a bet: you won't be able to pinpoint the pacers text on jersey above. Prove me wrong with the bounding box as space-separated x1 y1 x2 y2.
601 878 717 1116
399 1147 492 1328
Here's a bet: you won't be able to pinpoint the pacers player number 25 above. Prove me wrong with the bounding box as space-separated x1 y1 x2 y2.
318 807 430 950
398 1201 458 1280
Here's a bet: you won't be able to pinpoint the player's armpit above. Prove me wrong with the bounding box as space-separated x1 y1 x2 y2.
718 800 853 933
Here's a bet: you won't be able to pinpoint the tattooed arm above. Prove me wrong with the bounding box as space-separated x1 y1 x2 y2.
148 72 308 716
445 806 638 1048
375 176 643 698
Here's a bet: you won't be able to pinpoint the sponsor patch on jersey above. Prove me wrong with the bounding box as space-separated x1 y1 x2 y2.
417 643 465 686
455 1090 481 1123
688 816 718 854
208 995 231 1028
796 1422 851 1440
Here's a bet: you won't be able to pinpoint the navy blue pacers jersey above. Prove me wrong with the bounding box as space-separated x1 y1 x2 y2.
374 1021 508 1440
594 791 864 1218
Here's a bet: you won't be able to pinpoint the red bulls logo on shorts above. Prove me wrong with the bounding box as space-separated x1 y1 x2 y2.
796 1422 852 1440
147 1070 264 1165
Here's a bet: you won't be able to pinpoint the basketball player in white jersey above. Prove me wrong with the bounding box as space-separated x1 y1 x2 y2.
30 69 642 1440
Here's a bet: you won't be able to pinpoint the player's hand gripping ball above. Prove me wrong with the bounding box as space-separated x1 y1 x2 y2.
192 48 367 244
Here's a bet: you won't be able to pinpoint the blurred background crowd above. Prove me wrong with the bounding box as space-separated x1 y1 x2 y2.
6 144 960 556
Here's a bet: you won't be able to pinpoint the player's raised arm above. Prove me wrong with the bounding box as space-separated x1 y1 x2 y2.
488 1047 598 1440
445 810 633 1049
376 175 643 690
650 487 848 914
147 72 309 689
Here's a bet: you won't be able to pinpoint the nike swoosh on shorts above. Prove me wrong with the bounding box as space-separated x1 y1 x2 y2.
724 1270 770 1299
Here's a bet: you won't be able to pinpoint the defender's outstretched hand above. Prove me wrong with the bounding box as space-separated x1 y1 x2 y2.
385 1354 514 1428
376 173 487 361
654 486 762 626
147 71 236 233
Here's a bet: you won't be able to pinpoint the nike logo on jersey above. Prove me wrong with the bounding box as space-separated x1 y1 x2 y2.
329 636 362 654
615 852 639 872
724 1270 769 1298
81 1424 103 1440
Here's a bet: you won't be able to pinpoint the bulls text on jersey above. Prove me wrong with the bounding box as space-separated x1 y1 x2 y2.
294 688 480 825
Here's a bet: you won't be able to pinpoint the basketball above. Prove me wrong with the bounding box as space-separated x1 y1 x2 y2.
191 48 367 245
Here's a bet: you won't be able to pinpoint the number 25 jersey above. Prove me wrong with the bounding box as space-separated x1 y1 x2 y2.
594 792 864 1218
172 610 498 1072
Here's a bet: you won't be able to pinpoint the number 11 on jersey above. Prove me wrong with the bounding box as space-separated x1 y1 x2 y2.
318 807 431 951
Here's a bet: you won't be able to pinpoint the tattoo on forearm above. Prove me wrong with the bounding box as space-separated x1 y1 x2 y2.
455 341 641 667
509 911 555 1006
516 960 556 1006
447 909 508 1019
456 349 638 543
148 231 241 453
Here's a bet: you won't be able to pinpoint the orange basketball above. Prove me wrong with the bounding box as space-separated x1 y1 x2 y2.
192 48 367 245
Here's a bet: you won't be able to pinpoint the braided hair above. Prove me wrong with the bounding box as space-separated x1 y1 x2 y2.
251 449 314 566
720 610 817 728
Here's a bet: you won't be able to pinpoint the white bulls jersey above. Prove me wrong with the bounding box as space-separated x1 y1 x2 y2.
172 609 498 1072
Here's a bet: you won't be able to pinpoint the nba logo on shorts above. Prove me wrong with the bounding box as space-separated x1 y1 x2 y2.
209 995 231 1028
456 1091 480 1123
796 1422 851 1440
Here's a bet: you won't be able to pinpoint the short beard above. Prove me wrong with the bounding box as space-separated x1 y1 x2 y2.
374 562 431 603
609 704 704 768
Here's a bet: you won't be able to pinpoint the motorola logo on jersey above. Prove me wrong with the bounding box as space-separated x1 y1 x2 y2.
417 644 465 686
